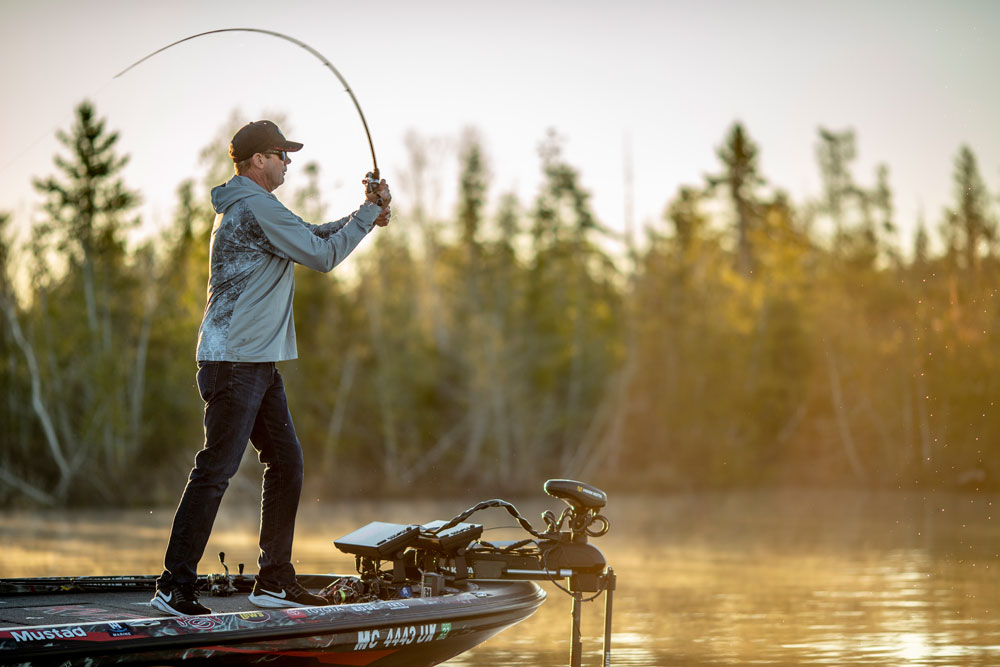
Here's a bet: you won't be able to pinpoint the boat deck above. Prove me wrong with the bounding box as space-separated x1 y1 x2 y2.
0 590 267 628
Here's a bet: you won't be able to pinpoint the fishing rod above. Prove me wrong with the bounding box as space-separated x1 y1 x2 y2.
116 28 383 199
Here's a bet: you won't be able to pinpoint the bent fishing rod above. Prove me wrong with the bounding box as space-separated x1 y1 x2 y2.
116 28 382 196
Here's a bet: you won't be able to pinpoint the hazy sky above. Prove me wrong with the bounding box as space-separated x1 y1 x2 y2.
2 0 998 251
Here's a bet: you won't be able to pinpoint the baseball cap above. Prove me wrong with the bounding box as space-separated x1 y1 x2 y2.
229 120 304 162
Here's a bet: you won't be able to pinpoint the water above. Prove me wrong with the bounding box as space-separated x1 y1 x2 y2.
1 489 997 665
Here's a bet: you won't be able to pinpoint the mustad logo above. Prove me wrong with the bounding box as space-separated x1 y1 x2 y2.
11 627 87 641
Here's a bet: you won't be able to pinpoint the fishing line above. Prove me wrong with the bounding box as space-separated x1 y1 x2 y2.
0 78 119 177
2 29 380 184
115 28 379 178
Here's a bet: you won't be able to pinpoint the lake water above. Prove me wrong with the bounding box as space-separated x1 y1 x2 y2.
1 489 997 665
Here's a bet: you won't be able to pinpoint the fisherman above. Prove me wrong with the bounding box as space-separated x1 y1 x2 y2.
151 120 391 617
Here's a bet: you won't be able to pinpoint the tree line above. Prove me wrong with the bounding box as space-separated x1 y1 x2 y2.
1 101 997 507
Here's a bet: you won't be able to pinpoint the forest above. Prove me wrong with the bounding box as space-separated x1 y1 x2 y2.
0 101 997 507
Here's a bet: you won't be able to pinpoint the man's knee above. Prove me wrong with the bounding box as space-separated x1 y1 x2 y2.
188 462 238 493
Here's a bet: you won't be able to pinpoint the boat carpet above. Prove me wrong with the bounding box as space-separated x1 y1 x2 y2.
0 591 289 628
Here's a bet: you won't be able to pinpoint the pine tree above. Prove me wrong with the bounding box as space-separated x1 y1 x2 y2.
26 100 143 500
708 122 765 276
943 145 995 276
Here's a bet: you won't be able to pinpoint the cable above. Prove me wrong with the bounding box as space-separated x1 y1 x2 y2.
430 499 549 540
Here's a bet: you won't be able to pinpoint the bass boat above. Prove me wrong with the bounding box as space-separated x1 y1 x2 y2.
0 480 616 666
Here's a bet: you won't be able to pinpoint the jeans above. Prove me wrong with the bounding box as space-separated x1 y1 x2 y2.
158 361 304 588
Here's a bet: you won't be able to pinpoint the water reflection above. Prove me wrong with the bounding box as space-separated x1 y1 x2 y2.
1 490 997 665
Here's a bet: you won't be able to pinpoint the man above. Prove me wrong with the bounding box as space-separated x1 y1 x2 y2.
151 120 391 617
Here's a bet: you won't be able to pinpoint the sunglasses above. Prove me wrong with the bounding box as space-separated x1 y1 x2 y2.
264 150 288 161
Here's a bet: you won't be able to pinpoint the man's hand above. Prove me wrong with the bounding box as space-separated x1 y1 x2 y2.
364 176 391 207
364 176 392 227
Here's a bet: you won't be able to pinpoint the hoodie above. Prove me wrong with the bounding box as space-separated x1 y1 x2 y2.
196 174 380 362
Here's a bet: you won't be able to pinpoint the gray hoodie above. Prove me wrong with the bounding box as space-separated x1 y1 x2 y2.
196 174 380 362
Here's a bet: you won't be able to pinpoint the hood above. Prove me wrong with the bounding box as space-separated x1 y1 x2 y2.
211 175 271 214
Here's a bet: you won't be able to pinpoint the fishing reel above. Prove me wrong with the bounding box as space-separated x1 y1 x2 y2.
363 170 384 207
206 552 243 596
542 479 610 541
363 169 391 226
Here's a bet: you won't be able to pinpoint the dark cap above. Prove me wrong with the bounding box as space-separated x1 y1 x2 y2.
229 120 303 162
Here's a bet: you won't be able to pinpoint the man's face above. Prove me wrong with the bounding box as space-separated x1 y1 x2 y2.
260 150 291 192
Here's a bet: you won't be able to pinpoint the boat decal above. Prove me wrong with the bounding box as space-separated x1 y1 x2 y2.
355 622 445 651
175 615 221 630
7 626 87 641
106 622 135 638
354 628 382 650
382 626 415 647
237 611 271 622
301 605 336 617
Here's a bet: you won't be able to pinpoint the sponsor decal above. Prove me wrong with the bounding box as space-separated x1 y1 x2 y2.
302 606 331 617
11 627 87 642
284 609 307 618
176 615 220 630
238 611 270 622
106 622 134 638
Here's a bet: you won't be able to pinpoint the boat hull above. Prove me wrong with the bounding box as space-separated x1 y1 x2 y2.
0 579 545 666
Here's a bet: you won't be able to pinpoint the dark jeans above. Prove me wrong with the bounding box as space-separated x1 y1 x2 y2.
158 361 303 588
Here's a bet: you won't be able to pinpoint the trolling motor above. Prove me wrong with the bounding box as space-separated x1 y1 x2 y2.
542 480 615 667
332 479 616 667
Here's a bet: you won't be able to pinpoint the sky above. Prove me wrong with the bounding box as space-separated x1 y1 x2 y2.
2 0 999 254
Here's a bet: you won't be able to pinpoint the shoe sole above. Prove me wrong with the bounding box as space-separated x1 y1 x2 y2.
150 595 185 617
248 592 322 608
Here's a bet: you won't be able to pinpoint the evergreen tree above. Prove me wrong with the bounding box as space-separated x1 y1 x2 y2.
943 145 995 275
457 129 488 255
816 127 856 243
15 101 143 501
708 122 765 276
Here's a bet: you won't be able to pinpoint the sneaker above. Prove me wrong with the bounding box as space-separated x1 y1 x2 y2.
150 583 212 616
248 579 327 608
